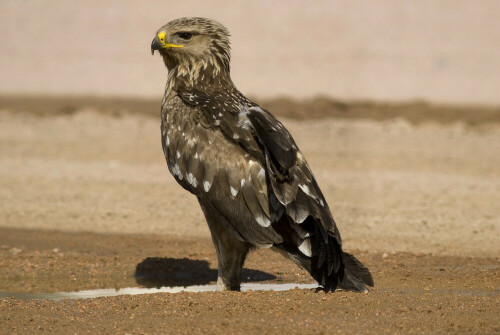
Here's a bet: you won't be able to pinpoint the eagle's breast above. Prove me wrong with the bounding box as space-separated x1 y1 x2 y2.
160 94 275 234
161 95 201 190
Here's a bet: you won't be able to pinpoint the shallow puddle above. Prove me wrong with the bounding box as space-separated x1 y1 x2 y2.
0 283 319 300
2 284 497 301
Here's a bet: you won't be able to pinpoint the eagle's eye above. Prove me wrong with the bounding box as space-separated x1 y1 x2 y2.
177 32 193 40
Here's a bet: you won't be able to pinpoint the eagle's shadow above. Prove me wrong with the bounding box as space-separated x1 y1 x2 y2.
134 257 276 288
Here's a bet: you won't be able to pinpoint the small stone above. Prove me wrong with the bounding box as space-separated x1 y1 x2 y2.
9 247 22 255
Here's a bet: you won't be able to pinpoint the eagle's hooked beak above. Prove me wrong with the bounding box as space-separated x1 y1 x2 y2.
151 32 184 55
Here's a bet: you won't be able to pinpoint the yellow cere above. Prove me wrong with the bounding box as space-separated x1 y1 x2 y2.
157 32 184 48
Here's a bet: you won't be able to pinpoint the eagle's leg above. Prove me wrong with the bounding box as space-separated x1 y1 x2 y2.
210 225 251 291
199 201 251 291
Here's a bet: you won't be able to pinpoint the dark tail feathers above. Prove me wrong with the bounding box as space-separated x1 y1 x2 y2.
338 252 374 293
301 228 374 293
276 216 374 293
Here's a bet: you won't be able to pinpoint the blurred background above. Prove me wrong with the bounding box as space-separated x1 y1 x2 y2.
1 0 500 103
0 1 499 258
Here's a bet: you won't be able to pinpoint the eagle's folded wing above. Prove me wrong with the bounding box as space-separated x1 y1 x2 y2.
177 91 341 246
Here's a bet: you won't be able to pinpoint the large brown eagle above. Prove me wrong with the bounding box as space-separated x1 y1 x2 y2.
151 17 373 292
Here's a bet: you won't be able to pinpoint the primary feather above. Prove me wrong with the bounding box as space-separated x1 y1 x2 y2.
152 17 373 292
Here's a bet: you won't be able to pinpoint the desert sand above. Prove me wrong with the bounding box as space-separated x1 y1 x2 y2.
0 99 499 334
1 100 499 256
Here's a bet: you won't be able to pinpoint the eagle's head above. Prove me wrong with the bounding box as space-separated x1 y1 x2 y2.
151 17 231 75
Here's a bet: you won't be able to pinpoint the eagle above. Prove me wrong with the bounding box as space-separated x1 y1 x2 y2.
151 17 373 292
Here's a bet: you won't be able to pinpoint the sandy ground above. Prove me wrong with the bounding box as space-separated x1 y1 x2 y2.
1 229 499 334
1 102 499 333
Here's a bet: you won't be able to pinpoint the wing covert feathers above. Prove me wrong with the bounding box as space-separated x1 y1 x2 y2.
169 90 372 292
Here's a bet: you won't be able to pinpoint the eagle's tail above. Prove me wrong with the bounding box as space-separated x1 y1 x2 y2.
338 252 374 292
274 216 373 292
287 224 374 293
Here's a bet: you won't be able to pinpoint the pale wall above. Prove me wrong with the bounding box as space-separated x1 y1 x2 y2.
1 0 499 104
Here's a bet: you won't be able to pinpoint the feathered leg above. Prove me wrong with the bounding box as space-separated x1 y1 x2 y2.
199 201 252 291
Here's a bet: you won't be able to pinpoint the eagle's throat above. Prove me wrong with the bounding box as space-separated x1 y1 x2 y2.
166 54 232 93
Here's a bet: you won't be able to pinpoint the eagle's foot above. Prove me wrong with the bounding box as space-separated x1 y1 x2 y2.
216 276 241 292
